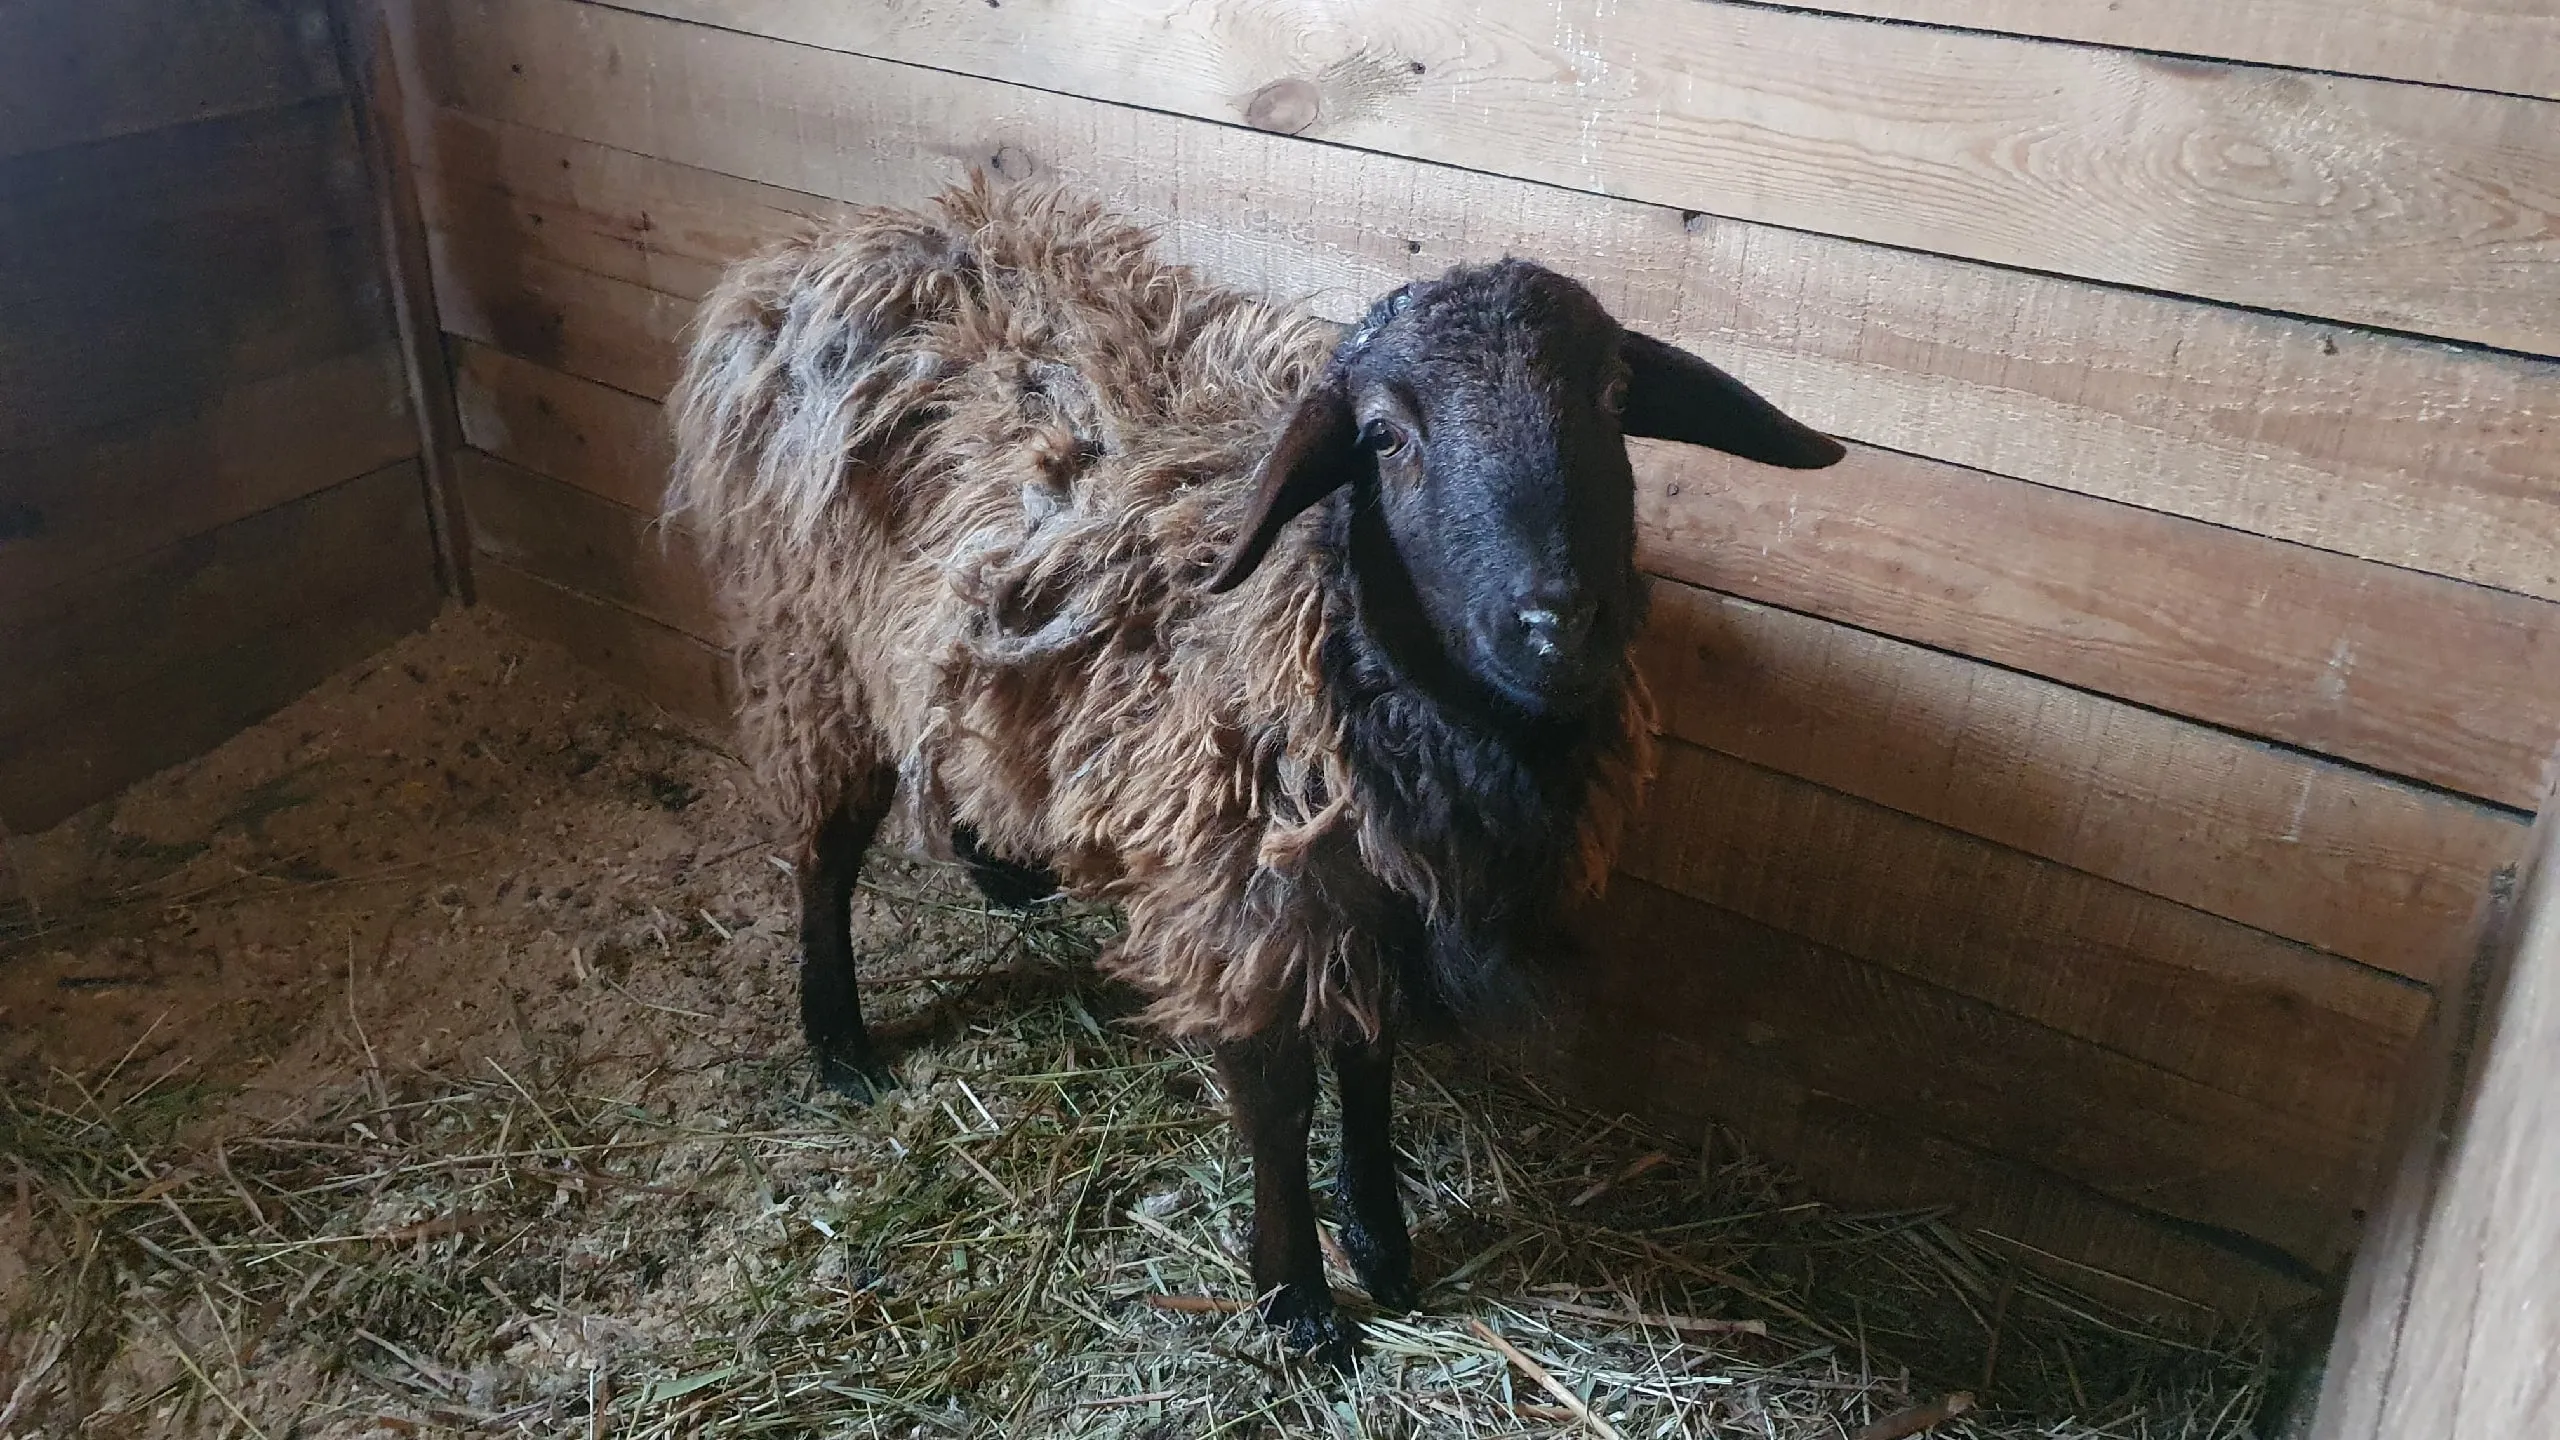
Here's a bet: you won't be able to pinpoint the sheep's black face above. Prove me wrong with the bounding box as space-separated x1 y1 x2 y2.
1340 264 1641 719
1207 259 1846 724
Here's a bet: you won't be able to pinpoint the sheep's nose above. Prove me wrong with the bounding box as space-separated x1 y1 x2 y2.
1515 598 1594 659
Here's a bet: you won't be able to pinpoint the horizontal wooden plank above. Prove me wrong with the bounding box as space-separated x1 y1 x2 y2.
427 222 688 400
1636 443 2560 813
1572 1052 2315 1320
0 460 438 736
1623 739 2428 1133
402 51 2560 613
437 262 2560 810
0 0 344 159
0 97 396 451
449 0 2560 354
1779 0 2560 103
0 100 400 454
1559 881 2327 1318
472 561 734 723
0 350 416 608
0 96 374 254
0 223 392 454
453 448 716 637
0 463 441 834
1573 873 2368 1276
415 107 848 303
1640 585 2523 982
448 341 673 513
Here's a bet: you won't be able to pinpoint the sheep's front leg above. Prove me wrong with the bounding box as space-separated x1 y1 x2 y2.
799 773 895 1101
1333 1028 1417 1313
1216 1029 1358 1368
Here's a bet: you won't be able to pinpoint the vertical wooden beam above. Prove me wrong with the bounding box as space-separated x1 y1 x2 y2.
325 0 474 601
2308 759 2560 1438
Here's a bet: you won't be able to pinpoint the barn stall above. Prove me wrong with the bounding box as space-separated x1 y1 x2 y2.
2 0 2555 1435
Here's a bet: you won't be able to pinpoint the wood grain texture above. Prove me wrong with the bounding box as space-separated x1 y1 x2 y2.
2312 786 2560 1437
0 463 441 834
0 97 374 248
1635 442 2560 813
405 26 2560 608
2309 819 2535 1438
490 0 2560 354
428 221 688 399
1640 585 2524 983
1610 1067 2315 1321
0 100 396 452
1557 992 2317 1322
0 350 416 608
1624 740 2427 1137
448 341 673 514
454 449 716 637
0 0 346 159
1780 0 2560 102
472 562 733 723
1576 875 2363 1282
415 107 850 301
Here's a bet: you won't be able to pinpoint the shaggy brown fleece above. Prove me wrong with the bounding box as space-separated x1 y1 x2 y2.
668 176 1653 1045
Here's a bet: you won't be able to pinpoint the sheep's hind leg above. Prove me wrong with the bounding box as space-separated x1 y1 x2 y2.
799 770 896 1101
1333 1027 1418 1313
1215 1028 1359 1369
950 823 1061 911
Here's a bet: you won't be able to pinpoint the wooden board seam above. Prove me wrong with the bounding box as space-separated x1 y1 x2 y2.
525 0 2560 354
417 34 2560 372
1634 735 2438 1039
1749 0 2560 104
1688 575 2537 827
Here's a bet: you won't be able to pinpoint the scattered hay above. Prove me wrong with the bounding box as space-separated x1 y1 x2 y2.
3 877 2270 1439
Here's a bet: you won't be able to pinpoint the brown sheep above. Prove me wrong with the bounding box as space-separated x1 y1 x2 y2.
667 176 1844 1364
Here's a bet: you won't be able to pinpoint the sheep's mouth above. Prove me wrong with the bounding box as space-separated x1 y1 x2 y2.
1470 648 1612 722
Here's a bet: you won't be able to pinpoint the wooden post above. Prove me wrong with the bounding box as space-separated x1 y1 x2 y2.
2308 765 2560 1438
325 0 475 602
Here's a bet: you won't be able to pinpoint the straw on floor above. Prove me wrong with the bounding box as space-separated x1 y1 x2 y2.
3 860 2278 1440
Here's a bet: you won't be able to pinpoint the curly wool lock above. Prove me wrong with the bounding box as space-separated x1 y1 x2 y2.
667 179 1655 1046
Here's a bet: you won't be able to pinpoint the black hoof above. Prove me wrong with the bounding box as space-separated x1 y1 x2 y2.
813 1045 895 1103
1339 1221 1419 1314
1357 1269 1421 1316
1264 1286 1362 1370
1280 1308 1363 1372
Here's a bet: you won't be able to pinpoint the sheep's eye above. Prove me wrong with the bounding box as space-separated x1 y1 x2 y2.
1601 375 1630 416
1360 420 1410 458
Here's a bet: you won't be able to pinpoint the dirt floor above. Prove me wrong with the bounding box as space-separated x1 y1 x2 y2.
0 607 2277 1439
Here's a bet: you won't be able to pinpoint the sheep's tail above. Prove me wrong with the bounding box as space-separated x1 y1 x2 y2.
666 189 984 555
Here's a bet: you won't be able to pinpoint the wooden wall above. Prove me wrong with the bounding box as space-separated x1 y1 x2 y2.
0 1 444 834
2313 781 2560 1438
384 0 2560 1317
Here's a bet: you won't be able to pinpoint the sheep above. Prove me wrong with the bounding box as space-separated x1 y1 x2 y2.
667 176 1845 1365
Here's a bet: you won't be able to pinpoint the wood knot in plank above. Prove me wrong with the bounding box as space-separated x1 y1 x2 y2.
1243 77 1322 135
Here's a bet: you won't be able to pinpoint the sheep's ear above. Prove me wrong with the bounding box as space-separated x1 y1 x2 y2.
1617 330 1846 469
1204 381 1360 593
